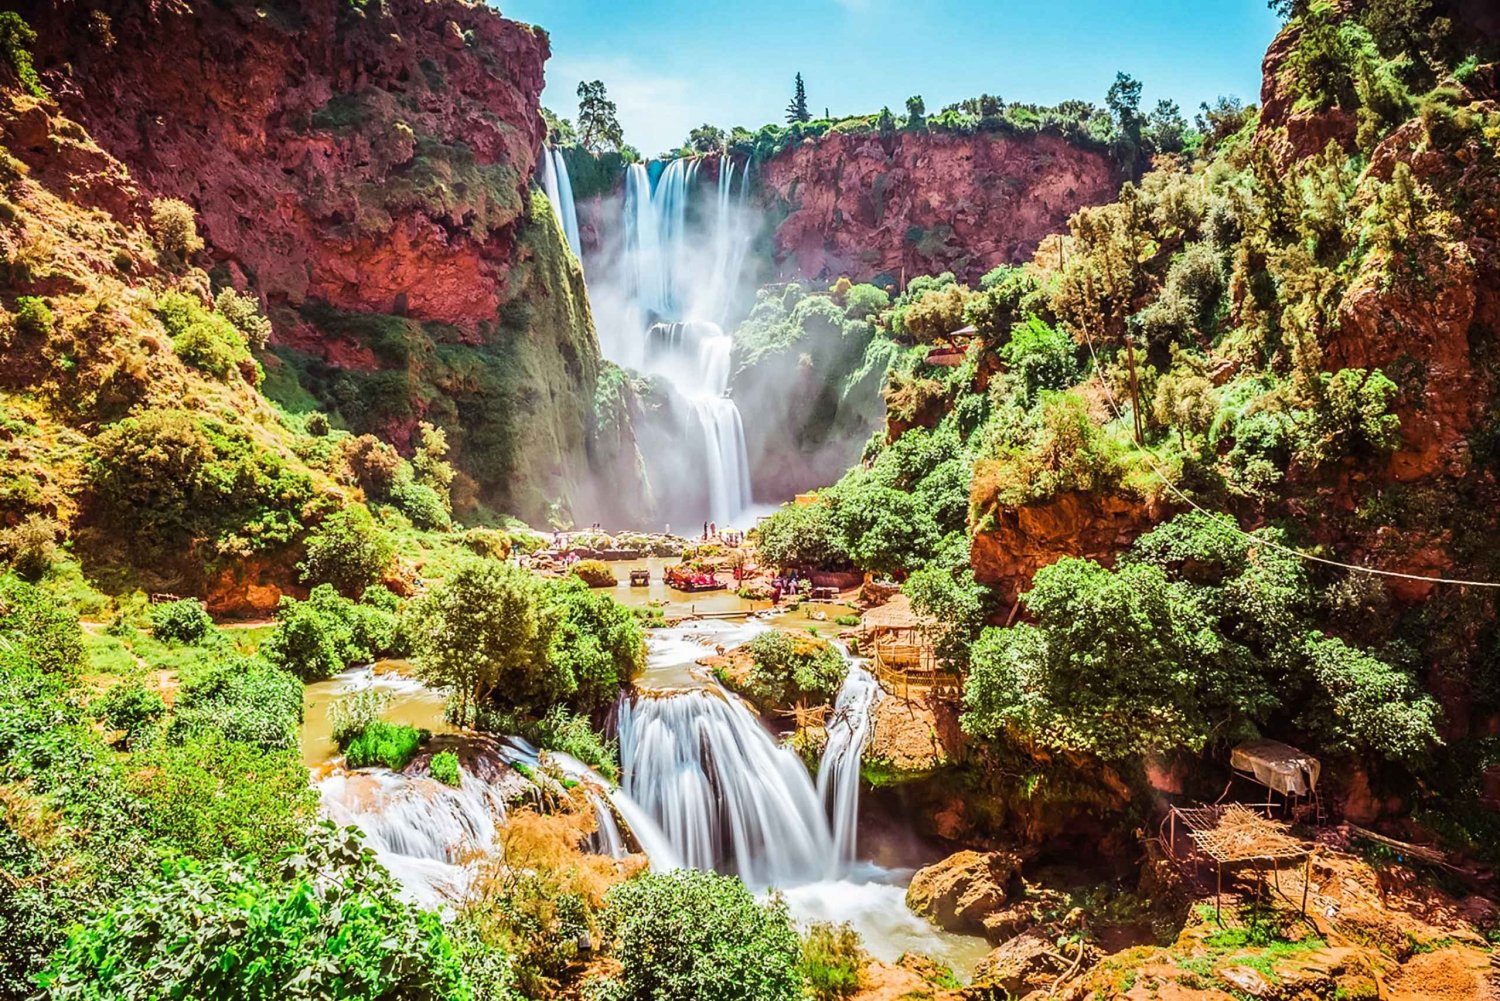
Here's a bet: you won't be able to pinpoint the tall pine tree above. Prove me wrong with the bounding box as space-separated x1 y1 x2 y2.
785 73 810 124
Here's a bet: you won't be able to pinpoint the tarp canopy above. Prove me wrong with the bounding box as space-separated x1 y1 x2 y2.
1230 739 1321 797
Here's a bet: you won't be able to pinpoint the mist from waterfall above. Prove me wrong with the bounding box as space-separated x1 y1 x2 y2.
556 152 762 528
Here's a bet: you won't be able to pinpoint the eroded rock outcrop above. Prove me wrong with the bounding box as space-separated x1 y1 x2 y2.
759 131 1118 285
20 0 638 523
969 490 1171 606
905 848 1024 939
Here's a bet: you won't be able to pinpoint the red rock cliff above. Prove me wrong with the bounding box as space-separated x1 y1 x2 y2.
758 131 1118 285
23 0 547 331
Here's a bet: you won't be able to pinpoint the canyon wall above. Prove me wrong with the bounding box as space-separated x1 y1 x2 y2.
758 131 1119 285
18 0 634 524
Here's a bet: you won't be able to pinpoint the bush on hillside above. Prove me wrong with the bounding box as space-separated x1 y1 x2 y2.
299 507 393 598
0 574 83 676
149 198 204 260
460 527 511 560
0 513 59 580
92 682 166 748
169 655 303 752
150 597 213 644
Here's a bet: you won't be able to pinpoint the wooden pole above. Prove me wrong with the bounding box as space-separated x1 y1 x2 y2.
1125 334 1143 445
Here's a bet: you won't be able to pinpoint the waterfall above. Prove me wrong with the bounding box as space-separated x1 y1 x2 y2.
539 148 581 258
616 686 835 887
614 660 878 888
816 665 882 869
317 754 516 908
608 156 756 526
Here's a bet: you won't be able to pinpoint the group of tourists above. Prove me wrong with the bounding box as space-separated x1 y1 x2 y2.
769 571 812 605
701 522 744 547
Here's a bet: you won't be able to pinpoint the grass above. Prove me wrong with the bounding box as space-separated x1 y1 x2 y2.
429 750 461 787
343 721 428 771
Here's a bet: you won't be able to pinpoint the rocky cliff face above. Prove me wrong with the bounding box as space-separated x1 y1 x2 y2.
19 0 632 524
758 131 1118 285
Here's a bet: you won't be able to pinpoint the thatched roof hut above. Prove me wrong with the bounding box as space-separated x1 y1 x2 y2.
860 593 934 636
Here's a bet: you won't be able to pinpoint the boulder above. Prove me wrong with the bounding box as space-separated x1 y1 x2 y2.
905 849 1023 938
972 929 1057 997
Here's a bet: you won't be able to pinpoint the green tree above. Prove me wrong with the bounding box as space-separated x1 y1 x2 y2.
962 558 1252 759
786 72 810 124
688 123 727 153
1106 71 1144 175
577 80 625 152
600 870 802 1001
756 499 853 571
541 106 578 146
545 575 645 717
299 507 393 598
406 558 560 721
1146 98 1189 153
904 95 926 129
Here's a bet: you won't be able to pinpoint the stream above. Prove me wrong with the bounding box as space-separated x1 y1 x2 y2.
304 618 990 975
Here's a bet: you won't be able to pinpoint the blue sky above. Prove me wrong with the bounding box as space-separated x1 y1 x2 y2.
500 0 1284 157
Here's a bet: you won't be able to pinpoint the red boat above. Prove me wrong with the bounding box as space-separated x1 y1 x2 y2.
664 565 725 592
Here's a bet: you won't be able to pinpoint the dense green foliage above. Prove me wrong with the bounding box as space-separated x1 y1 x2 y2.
597 870 802 1001
40 826 484 1001
149 597 213 643
430 749 461 786
343 720 428 771
407 558 643 727
799 922 866 1001
739 630 847 708
261 584 401 681
962 514 1441 762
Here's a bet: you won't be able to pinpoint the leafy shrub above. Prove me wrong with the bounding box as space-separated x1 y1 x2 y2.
461 527 511 560
571 559 617 587
1002 317 1080 402
801 922 866 1001
329 688 391 746
599 870 802 1001
342 434 403 500
213 287 273 350
299 506 393 598
88 408 313 554
170 655 303 751
391 476 451 530
13 295 53 338
127 734 315 865
261 584 397 681
741 630 847 708
40 825 478 1000
92 682 166 748
531 706 618 782
149 597 213 644
0 574 83 676
0 512 59 579
1291 368 1401 467
430 750 461 786
842 283 889 321
546 576 644 716
0 12 43 98
157 291 255 382
149 198 205 260
344 720 427 771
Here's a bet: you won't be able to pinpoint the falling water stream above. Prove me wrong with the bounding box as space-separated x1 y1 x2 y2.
309 622 989 973
542 150 758 527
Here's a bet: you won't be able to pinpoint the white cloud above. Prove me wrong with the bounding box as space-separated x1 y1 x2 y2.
544 56 699 158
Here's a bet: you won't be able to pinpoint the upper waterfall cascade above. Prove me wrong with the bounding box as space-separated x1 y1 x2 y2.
544 151 759 527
